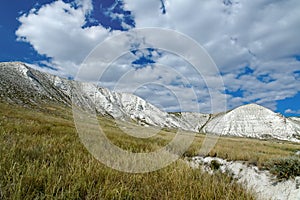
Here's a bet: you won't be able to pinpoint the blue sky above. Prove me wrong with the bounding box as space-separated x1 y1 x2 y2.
1 0 300 116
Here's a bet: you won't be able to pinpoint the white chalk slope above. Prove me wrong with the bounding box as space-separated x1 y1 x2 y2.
0 62 206 131
1 62 299 142
189 156 300 200
205 104 300 142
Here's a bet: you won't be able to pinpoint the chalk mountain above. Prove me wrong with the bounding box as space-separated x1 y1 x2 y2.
204 104 300 142
0 62 299 142
0 62 204 131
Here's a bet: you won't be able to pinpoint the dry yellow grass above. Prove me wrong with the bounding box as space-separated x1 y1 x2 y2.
1 101 298 199
181 133 299 167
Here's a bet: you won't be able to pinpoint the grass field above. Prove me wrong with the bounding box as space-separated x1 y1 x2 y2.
0 102 299 199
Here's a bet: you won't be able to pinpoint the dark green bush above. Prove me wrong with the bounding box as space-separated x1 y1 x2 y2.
266 156 300 181
210 160 221 171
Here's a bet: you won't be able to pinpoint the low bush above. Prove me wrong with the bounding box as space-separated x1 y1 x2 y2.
210 160 221 171
265 156 300 180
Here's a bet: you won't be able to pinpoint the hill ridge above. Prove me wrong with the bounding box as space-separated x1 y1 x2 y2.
0 62 299 142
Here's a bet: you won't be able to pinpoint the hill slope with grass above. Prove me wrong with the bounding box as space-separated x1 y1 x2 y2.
1 61 300 142
1 62 300 199
0 62 207 132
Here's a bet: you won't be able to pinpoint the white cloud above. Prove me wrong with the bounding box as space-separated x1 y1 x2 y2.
122 0 300 111
124 0 300 67
16 0 300 113
16 0 112 76
285 109 300 115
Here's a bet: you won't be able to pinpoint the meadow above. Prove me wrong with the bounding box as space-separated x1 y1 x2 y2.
1 102 299 199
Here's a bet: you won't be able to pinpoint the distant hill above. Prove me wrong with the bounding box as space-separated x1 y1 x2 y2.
1 62 299 142
204 104 300 142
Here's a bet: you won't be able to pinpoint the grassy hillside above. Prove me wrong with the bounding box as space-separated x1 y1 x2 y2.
0 102 299 199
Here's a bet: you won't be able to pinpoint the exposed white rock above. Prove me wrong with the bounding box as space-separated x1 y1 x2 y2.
14 62 29 77
72 82 211 130
189 156 300 200
0 62 207 131
288 118 300 140
290 117 300 124
179 112 211 132
204 104 300 142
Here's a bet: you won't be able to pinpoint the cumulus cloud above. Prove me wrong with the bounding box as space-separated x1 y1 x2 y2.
123 0 300 110
16 0 113 76
16 0 300 112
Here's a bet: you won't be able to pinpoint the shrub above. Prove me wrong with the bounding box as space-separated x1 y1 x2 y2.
210 160 221 171
266 156 300 181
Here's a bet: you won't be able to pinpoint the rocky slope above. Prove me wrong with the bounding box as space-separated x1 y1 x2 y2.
0 62 205 131
0 62 71 105
204 104 300 142
1 62 299 142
